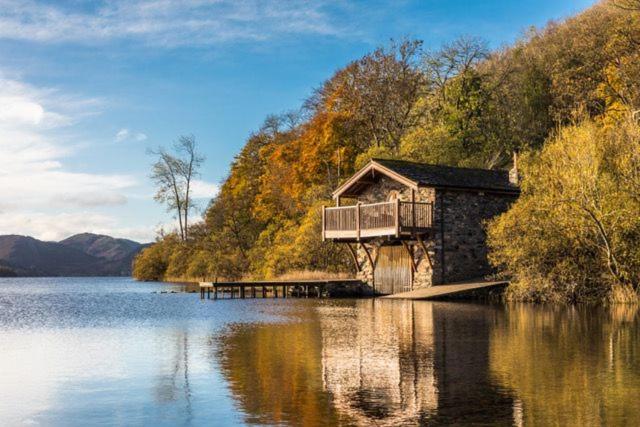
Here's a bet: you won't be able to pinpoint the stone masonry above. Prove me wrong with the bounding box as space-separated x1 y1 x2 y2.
352 176 515 291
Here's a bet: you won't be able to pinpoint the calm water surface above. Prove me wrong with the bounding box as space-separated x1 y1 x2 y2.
1 277 639 426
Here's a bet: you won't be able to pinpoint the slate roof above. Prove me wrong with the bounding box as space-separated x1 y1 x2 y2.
373 158 519 193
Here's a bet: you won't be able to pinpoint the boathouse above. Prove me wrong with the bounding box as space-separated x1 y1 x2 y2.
322 158 519 295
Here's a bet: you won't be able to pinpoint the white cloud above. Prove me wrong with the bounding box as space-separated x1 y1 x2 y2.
0 96 44 124
115 128 147 142
115 128 129 141
0 211 166 243
190 179 220 199
0 0 345 47
0 211 118 242
0 74 138 240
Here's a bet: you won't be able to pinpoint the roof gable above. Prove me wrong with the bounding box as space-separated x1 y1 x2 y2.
333 158 519 198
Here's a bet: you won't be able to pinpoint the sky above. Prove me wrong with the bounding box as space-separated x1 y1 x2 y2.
0 0 597 243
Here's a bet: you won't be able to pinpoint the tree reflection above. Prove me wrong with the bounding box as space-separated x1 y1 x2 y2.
216 305 346 426
489 304 640 426
153 329 194 424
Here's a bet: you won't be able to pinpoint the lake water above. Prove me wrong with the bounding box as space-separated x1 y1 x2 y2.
1 277 639 426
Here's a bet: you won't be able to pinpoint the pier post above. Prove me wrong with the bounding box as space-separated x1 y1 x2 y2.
262 286 266 298
214 286 218 300
274 286 278 298
207 287 211 299
283 285 287 298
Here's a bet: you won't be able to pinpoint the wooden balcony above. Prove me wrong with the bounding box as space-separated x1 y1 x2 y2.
322 200 434 241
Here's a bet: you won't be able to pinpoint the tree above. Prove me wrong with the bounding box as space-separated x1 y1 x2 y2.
488 116 640 302
175 136 204 240
150 135 204 241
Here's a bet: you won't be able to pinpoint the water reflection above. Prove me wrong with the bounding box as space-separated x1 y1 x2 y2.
319 300 438 425
153 330 194 424
217 300 519 426
217 301 640 425
216 310 344 426
489 304 640 426
3 279 640 426
319 301 516 426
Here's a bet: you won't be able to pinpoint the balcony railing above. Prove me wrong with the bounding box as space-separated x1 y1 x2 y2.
322 200 433 240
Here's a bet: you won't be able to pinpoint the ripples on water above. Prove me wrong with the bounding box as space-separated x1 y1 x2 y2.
1 277 639 426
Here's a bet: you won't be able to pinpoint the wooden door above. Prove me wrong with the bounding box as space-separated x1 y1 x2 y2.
374 245 413 295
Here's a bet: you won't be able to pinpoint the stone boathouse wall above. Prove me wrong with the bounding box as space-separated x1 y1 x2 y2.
354 176 516 292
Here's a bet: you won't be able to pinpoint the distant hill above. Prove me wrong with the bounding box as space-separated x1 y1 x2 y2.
0 233 148 277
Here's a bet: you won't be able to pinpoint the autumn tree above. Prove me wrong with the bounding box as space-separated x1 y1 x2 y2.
488 116 640 302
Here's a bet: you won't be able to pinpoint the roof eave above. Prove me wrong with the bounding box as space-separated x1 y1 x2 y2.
332 159 419 199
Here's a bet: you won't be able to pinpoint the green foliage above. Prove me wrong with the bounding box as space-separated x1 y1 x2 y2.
132 235 180 281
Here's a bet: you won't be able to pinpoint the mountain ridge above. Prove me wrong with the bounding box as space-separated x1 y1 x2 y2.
0 233 148 277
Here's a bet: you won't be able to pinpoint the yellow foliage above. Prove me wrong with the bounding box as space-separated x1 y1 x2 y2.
488 117 640 302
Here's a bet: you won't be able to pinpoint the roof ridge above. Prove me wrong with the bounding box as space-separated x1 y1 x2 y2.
371 157 509 174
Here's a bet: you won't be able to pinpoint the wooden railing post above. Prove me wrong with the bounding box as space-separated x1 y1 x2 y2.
356 202 361 241
395 198 400 237
411 190 416 238
321 205 326 241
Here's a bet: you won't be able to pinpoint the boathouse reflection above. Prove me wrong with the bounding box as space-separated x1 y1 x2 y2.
319 300 515 425
217 300 518 426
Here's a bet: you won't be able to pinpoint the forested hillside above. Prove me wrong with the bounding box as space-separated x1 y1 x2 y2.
0 233 146 276
134 0 640 301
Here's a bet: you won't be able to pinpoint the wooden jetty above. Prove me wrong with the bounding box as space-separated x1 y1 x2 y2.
381 280 508 300
199 279 364 300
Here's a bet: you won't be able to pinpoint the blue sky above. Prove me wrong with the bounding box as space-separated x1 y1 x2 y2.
0 0 596 242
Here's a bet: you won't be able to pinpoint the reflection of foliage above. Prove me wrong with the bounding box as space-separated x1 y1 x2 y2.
489 304 640 425
216 315 347 426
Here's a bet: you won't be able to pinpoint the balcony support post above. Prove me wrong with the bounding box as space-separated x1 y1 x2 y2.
345 243 361 273
402 241 417 272
356 202 361 241
360 243 375 273
417 235 434 270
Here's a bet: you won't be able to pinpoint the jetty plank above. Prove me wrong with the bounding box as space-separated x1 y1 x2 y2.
381 280 508 300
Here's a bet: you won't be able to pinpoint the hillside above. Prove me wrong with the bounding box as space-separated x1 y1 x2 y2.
0 233 146 277
133 0 640 301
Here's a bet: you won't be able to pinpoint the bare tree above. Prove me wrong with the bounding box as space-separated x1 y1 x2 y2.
176 136 204 240
423 36 489 102
150 135 204 241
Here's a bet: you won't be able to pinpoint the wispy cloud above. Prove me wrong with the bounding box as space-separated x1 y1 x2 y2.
115 128 147 142
0 0 345 47
0 73 138 239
